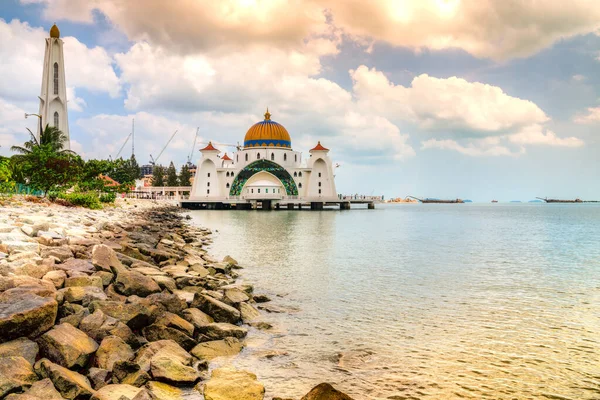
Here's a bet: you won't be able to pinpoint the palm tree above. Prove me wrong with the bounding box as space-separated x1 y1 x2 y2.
11 124 74 155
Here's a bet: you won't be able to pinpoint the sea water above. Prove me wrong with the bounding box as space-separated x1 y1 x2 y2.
188 204 600 399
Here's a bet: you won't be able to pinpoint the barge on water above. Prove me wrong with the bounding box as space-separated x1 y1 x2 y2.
536 197 582 203
408 196 464 204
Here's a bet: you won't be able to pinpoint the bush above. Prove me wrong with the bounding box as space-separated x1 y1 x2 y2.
48 191 59 202
58 192 102 209
25 195 45 203
54 198 74 207
99 192 116 203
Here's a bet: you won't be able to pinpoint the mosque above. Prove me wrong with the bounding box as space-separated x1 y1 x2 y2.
189 109 338 209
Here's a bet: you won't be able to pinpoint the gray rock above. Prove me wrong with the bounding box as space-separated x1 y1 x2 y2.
37 323 99 368
79 310 137 346
191 294 240 324
0 337 39 365
4 378 63 400
142 324 196 351
0 290 58 342
114 269 161 297
88 301 156 330
92 244 123 272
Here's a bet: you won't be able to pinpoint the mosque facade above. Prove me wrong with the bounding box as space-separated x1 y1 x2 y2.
189 110 337 206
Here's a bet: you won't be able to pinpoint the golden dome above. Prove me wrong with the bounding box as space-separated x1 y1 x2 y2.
243 109 292 149
50 24 60 38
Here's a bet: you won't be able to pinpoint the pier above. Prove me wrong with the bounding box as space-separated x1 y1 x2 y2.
124 186 381 210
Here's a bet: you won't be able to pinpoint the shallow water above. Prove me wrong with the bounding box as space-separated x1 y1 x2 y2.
188 204 600 400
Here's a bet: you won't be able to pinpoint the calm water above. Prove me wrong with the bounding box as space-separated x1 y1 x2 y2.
188 204 600 400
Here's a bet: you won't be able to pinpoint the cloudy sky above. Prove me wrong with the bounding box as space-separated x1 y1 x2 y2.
1 0 599 201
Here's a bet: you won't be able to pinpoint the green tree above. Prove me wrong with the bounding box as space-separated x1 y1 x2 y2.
110 155 141 185
179 164 192 186
152 165 165 186
166 162 178 186
11 125 74 155
20 144 83 195
79 159 114 191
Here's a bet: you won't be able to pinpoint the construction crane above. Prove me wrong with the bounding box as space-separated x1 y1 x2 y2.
187 127 200 167
149 130 178 166
114 118 135 159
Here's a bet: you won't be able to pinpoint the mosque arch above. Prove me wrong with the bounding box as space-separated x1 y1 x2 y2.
54 111 59 128
229 159 298 196
53 62 59 95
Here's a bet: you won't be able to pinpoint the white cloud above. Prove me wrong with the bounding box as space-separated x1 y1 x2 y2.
66 87 86 112
0 97 38 156
574 106 600 124
421 138 520 157
22 0 600 60
508 126 584 148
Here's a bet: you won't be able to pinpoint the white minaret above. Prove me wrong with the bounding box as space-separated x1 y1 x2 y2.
38 24 70 149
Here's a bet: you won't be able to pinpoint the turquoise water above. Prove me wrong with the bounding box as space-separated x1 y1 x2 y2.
188 204 600 400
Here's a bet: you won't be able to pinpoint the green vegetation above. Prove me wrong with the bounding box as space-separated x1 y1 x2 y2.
1 124 191 208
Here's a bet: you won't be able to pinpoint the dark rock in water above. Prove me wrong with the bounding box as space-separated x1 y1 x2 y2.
34 358 94 399
301 383 354 400
197 322 247 341
4 377 63 400
0 290 58 342
37 323 99 368
142 324 196 351
150 356 199 383
191 294 241 324
0 337 39 365
253 294 271 303
0 356 38 397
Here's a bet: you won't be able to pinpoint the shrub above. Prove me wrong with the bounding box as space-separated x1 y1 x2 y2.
58 192 102 209
99 192 116 203
54 198 74 207
48 191 59 202
25 195 45 203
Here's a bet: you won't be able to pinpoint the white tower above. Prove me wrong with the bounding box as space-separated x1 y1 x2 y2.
38 24 70 149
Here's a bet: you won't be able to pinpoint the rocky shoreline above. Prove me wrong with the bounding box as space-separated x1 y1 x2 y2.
0 197 352 400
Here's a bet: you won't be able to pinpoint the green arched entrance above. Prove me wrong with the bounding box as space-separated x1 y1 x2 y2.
229 159 298 196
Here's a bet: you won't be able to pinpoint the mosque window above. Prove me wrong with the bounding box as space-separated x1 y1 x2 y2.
245 154 248 161
237 155 239 162
54 112 59 128
208 173 210 177
251 189 254 193
299 172 302 177
266 189 268 193
295 154 297 162
318 172 322 177
258 188 261 193
207 189 210 194
226 183 230 188
319 189 322 194
299 183 302 188
271 153 274 161
318 182 321 187
53 63 59 95
257 153 261 159
294 172 297 177
207 182 210 187
284 154 287 161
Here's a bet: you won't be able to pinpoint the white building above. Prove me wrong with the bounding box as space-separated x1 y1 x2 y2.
38 24 70 149
189 110 337 208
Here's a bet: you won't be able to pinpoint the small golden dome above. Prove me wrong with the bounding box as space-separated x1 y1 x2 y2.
50 24 60 38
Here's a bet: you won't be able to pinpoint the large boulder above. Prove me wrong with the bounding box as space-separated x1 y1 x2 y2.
41 246 73 262
223 288 249 305
300 383 354 400
182 308 213 330
150 356 199 383
79 309 136 345
146 381 183 400
95 336 134 371
91 384 146 400
114 270 161 297
191 294 240 324
54 258 95 274
61 286 108 305
0 337 39 365
92 245 123 272
239 302 261 322
202 367 264 400
4 378 63 400
88 301 156 330
0 290 58 342
37 323 99 368
190 337 243 361
0 356 38 398
42 270 67 289
34 358 94 399
142 324 196 351
197 323 247 340
65 276 103 289
133 340 192 377
155 312 194 336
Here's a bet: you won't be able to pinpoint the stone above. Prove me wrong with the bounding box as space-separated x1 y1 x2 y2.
146 381 183 400
202 367 264 400
155 312 194 336
2 241 40 253
222 255 238 266
92 244 123 272
34 358 94 399
80 310 137 345
61 286 107 304
142 324 196 351
42 270 66 289
239 302 261 322
4 378 63 400
54 258 95 274
188 264 209 278
197 323 247 340
223 288 250 305
131 267 166 277
41 246 73 262
190 337 243 361
150 356 198 383
138 293 186 316
91 384 146 400
120 370 150 387
65 275 103 288
0 356 38 398
95 336 134 371
89 301 156 330
88 367 111 390
0 337 39 365
191 294 240 324
133 340 192 374
151 276 177 292
114 269 161 297
0 290 58 342
37 323 99 368
300 383 354 400
182 308 214 329
93 271 114 287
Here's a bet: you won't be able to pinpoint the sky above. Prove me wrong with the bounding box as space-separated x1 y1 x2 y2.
0 0 599 201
